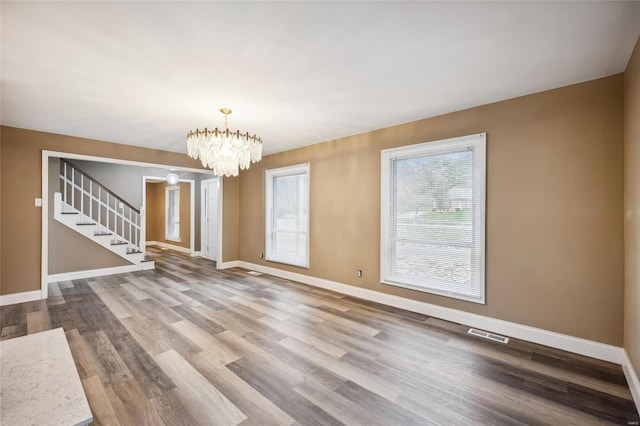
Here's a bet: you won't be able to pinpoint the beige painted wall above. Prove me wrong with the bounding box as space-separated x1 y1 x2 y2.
238 75 625 345
0 126 238 295
145 181 191 249
624 38 640 374
223 176 240 263
48 157 129 274
145 182 159 243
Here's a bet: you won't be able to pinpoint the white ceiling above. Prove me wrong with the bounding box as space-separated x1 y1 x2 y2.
2 1 639 156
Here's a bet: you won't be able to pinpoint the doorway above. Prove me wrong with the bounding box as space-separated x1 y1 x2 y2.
141 175 196 255
201 178 220 260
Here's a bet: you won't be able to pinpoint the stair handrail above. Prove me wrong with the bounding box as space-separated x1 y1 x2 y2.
59 159 142 252
60 159 140 214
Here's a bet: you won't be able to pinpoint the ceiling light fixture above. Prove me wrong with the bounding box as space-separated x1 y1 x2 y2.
166 173 179 185
187 108 263 177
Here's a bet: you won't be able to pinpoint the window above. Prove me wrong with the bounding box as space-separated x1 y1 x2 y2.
265 163 309 267
165 186 180 242
381 133 486 303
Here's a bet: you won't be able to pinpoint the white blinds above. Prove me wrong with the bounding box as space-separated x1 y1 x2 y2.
165 186 180 241
265 163 309 268
381 134 486 303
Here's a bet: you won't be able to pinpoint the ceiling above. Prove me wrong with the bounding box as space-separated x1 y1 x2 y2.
2 2 639 156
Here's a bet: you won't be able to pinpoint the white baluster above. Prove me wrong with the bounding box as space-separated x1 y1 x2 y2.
128 208 132 251
89 181 93 223
63 162 68 209
71 167 75 210
98 187 102 233
81 173 84 220
106 193 110 234
121 205 124 244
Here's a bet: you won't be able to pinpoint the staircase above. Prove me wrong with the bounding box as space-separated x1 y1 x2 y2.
54 160 154 271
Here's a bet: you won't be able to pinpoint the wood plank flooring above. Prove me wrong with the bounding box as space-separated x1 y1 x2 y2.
1 246 639 425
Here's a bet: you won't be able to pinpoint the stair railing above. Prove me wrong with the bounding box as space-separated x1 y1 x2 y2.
59 159 142 253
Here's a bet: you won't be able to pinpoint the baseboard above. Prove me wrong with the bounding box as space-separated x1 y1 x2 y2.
622 349 640 413
218 260 240 269
234 261 623 365
48 264 153 283
190 251 202 257
146 241 191 254
140 261 155 271
0 290 42 306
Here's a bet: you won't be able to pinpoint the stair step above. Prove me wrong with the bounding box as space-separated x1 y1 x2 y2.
61 212 79 215
94 232 113 236
140 258 154 263
126 250 143 255
76 222 96 226
111 241 128 246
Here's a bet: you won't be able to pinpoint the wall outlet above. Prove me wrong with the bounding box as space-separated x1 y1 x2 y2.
35 198 42 207
357 269 363 278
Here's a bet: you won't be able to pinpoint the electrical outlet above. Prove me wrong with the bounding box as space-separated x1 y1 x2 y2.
34 198 42 207
357 269 363 278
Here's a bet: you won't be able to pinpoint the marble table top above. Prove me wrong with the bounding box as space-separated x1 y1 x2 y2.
1 327 93 426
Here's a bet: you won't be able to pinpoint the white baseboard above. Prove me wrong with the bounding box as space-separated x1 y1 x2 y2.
146 241 191 254
48 263 154 283
623 349 640 414
191 251 202 257
0 290 42 306
234 261 624 365
218 260 240 269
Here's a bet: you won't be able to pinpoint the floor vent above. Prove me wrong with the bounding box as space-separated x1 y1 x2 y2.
467 328 509 344
247 271 263 276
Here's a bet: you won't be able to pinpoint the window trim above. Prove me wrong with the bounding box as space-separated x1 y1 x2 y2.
380 133 486 304
265 163 310 268
165 185 181 242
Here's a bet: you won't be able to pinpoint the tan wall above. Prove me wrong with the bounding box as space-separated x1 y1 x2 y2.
239 75 625 345
0 126 238 295
48 157 129 274
145 182 159 243
624 38 640 373
145 181 191 249
222 176 240 263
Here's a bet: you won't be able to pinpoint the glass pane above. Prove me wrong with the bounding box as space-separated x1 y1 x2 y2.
274 174 307 232
394 150 472 245
274 231 305 258
168 223 179 239
392 241 471 288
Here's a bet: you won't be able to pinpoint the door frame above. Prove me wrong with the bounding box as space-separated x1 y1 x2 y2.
41 149 224 300
141 175 196 255
200 177 222 261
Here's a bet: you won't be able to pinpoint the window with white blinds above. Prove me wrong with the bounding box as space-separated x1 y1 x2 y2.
265 163 309 268
165 186 180 242
381 134 486 303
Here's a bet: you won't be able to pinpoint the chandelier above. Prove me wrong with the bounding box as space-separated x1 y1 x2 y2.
187 108 263 177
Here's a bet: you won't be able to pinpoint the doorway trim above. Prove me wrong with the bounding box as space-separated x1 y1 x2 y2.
41 150 223 300
199 177 223 262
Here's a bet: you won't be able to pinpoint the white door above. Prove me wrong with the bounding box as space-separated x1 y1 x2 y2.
201 178 219 260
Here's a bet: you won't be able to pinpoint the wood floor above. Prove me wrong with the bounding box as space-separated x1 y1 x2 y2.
1 247 638 425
